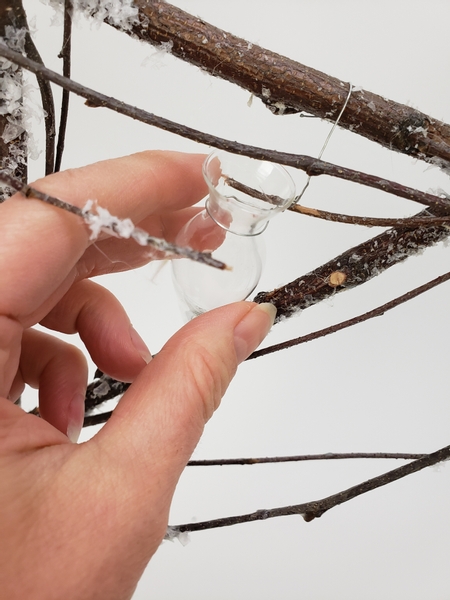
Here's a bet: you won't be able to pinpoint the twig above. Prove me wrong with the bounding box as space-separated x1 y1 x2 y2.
251 270 450 358
288 203 450 228
0 170 227 270
187 452 427 466
0 43 448 212
83 410 113 428
167 443 450 534
226 176 450 228
54 0 72 172
79 272 450 423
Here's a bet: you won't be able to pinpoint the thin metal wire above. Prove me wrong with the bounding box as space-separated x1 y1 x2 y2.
294 82 354 204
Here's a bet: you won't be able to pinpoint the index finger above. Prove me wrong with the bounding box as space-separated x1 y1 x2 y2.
0 151 207 326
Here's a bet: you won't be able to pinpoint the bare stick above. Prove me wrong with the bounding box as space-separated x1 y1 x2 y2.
54 0 72 172
83 411 113 428
226 176 450 227
0 43 447 212
289 203 450 228
251 270 450 358
166 443 450 534
187 452 427 466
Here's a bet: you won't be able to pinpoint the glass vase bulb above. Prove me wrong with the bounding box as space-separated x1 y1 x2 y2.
172 150 296 319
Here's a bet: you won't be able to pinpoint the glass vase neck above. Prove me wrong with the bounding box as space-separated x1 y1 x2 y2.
203 150 296 236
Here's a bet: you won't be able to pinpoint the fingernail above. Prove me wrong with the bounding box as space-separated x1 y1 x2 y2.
233 303 277 363
130 326 152 364
67 393 85 444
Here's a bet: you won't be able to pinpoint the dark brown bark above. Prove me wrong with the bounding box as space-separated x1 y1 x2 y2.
254 207 450 320
0 0 55 190
0 0 27 200
129 0 450 169
169 444 450 532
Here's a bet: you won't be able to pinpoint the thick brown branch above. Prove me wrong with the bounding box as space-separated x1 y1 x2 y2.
251 271 450 357
130 0 450 168
254 207 450 321
0 0 28 199
168 444 450 534
1 43 448 212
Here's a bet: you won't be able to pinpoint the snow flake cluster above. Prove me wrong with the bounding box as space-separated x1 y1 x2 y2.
75 0 139 29
40 0 139 30
164 526 191 546
0 26 42 198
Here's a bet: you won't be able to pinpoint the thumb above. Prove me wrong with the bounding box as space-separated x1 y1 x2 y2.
94 301 276 494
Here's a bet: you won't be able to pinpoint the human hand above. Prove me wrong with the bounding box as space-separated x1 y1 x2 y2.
0 151 276 599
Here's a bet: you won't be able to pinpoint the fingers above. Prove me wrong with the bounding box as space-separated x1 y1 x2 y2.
0 316 22 399
18 329 88 441
41 280 151 381
0 151 206 395
0 151 207 326
35 151 207 222
94 302 276 511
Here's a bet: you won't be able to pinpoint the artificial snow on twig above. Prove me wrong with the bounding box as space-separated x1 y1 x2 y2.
39 0 139 30
82 199 227 269
0 26 44 200
164 526 191 546
0 170 227 270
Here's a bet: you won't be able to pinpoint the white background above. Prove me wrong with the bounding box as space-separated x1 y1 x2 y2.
20 1 450 598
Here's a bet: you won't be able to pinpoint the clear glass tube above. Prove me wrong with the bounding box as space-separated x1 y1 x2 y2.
172 150 296 319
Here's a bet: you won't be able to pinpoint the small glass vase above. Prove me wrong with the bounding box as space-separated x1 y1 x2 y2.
172 150 296 319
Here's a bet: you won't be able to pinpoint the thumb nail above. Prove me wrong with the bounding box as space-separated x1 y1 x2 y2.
233 303 277 364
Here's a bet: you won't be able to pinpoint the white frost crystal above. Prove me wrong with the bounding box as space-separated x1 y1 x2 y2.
164 527 191 546
40 0 139 29
74 0 139 29
82 201 135 240
0 27 30 193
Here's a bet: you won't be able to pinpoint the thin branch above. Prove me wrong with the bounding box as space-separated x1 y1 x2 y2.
83 410 113 428
0 43 448 212
226 176 450 228
79 272 450 424
54 0 72 172
251 270 450 358
187 453 427 466
288 203 450 228
0 170 227 270
130 0 450 168
167 443 450 535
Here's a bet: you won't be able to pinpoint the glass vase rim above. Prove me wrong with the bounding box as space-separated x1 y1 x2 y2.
202 149 296 214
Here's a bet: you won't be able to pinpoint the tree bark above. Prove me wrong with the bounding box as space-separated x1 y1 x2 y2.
0 0 27 200
129 0 450 169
